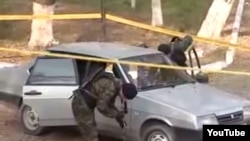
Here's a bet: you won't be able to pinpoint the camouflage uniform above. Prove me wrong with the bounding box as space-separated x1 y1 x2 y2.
71 72 121 141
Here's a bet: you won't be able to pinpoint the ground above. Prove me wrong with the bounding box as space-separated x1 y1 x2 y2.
1 0 250 141
0 101 120 141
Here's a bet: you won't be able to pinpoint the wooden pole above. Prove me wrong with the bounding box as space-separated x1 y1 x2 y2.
100 0 107 41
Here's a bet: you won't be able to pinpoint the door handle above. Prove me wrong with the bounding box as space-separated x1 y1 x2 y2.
24 90 42 96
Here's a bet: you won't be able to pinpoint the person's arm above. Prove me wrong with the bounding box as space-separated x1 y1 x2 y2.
175 35 193 52
93 77 119 118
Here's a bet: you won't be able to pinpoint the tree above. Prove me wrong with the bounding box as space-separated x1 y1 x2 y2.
131 0 136 9
226 0 245 65
151 0 163 26
28 0 58 50
197 0 235 39
192 0 244 74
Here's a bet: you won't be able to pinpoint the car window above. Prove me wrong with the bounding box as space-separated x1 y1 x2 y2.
27 58 77 85
121 53 195 90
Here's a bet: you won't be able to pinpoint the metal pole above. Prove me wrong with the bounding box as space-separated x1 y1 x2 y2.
100 0 107 41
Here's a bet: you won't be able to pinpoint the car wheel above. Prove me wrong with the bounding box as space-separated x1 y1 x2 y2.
20 105 46 136
141 123 175 141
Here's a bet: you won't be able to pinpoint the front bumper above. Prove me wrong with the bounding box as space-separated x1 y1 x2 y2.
245 119 250 124
173 127 202 141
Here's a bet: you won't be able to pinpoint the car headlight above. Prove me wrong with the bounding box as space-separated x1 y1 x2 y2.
243 105 250 121
196 114 218 130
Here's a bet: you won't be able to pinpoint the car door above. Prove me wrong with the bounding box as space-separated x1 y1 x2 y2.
22 57 79 126
95 64 132 139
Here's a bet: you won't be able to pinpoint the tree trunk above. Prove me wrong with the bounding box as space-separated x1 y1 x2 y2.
190 0 244 74
151 0 163 27
131 0 136 9
226 0 245 65
197 0 234 39
28 0 57 50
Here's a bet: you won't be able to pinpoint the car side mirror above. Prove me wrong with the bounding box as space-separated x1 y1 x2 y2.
122 83 138 100
195 72 209 83
27 66 33 75
27 69 30 75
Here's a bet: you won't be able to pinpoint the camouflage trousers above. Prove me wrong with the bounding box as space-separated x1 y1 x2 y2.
71 93 99 141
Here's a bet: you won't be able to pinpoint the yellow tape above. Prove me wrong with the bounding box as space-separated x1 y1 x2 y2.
106 14 250 53
0 13 101 20
1 47 250 76
1 13 250 52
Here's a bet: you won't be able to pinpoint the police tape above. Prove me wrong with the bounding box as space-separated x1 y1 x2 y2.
0 13 101 20
1 13 250 53
106 14 250 53
1 47 250 76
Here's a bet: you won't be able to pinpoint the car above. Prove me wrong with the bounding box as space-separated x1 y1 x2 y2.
1 42 250 141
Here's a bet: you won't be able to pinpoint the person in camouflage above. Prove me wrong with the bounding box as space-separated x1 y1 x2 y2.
71 62 135 141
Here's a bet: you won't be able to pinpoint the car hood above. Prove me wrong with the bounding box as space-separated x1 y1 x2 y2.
140 83 249 116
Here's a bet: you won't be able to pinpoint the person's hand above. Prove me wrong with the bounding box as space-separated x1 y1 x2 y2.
117 111 125 119
115 111 125 128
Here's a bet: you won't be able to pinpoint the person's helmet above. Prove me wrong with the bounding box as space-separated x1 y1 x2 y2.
121 83 138 100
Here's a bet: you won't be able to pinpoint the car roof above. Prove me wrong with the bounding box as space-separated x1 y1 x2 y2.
47 42 161 59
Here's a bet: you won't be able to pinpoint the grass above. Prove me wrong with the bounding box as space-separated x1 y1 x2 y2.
0 0 214 62
0 0 213 44
62 0 213 34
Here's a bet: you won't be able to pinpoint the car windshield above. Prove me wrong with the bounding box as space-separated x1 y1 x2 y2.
120 53 195 90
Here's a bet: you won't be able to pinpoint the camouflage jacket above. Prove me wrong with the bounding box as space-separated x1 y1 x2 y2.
90 73 120 118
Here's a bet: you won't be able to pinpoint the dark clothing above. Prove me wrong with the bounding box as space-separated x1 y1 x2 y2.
172 35 193 52
170 50 188 66
157 35 193 67
71 72 121 141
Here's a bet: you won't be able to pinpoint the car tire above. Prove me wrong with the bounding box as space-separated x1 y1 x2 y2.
141 123 175 141
19 105 47 136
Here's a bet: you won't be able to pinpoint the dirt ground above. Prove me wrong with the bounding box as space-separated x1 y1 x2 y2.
1 0 250 141
0 101 120 141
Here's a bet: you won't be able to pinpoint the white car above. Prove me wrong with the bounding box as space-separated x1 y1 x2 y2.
1 42 250 141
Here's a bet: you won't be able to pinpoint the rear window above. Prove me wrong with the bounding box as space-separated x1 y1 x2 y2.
27 58 77 85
